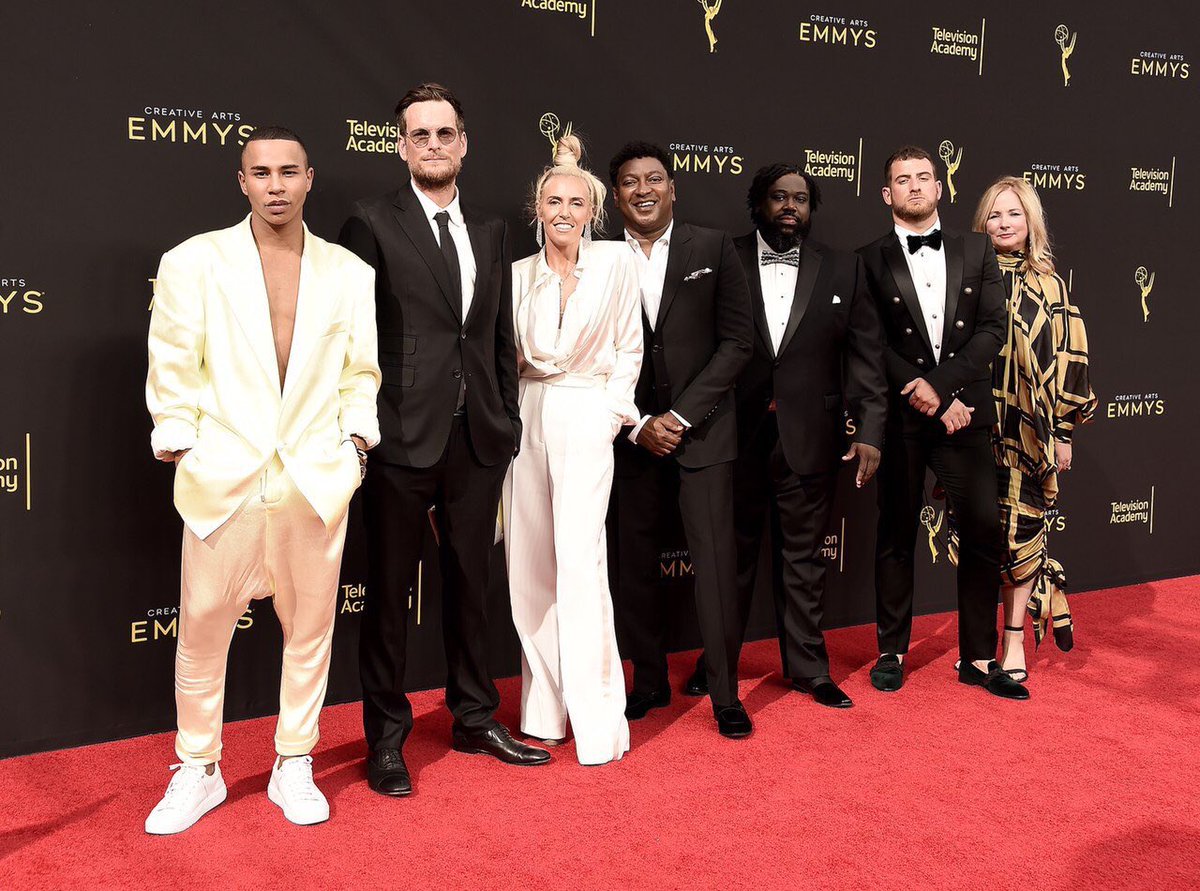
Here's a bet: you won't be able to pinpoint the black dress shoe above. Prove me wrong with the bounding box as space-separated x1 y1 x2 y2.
624 689 671 720
793 678 853 708
715 703 753 739
366 747 412 797
958 660 1030 700
870 654 904 692
452 724 552 765
683 664 708 697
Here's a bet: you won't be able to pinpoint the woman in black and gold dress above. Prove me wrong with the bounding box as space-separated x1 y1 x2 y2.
971 176 1096 681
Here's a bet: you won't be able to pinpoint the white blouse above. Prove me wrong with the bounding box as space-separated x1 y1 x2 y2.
511 240 643 424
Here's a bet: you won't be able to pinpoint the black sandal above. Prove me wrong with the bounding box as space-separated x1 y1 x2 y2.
1001 624 1029 682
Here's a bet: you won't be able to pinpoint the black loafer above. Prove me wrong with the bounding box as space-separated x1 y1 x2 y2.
366 747 412 797
452 724 552 765
870 654 904 692
958 660 1030 700
715 703 753 739
683 664 708 697
794 679 853 708
624 689 671 721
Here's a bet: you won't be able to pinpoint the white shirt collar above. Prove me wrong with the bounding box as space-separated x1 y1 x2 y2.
411 179 464 226
625 219 674 251
894 216 941 242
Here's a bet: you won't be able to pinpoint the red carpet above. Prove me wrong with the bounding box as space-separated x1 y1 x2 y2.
3 577 1199 889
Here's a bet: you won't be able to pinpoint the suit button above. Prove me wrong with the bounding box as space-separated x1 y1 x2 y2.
277 441 288 452
452 369 462 379
892 296 901 304
948 352 956 358
955 320 964 329
460 332 467 340
964 287 973 294
652 344 662 353
917 358 925 366
905 327 913 335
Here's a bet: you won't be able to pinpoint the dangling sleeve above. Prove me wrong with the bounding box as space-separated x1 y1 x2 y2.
1049 273 1097 442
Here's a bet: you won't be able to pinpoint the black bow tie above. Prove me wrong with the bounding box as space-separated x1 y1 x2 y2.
906 230 942 254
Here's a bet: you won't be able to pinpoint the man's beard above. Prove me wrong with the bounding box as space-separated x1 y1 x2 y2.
893 196 937 224
410 157 462 190
760 216 810 253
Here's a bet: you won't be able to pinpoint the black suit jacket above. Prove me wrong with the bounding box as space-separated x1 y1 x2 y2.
734 233 886 473
857 227 1005 431
617 222 753 470
339 186 520 467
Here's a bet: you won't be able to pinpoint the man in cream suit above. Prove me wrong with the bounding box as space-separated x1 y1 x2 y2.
144 126 381 834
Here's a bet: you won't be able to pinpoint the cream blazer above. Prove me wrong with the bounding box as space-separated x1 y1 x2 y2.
147 215 381 539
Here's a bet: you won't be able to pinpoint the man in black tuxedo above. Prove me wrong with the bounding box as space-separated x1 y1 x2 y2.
607 142 755 738
340 83 550 797
857 145 1026 699
688 164 886 709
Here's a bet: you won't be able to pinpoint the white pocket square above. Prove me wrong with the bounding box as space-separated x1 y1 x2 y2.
832 295 842 304
684 268 713 281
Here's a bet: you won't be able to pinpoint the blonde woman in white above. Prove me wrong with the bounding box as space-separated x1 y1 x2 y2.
503 135 642 765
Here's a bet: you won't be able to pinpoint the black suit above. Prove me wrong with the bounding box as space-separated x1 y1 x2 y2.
857 227 1005 661
711 233 886 682
340 185 519 751
611 222 753 709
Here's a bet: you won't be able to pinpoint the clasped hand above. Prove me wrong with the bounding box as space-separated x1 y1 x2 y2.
636 412 685 457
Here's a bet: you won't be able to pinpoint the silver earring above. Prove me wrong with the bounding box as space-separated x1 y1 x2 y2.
535 219 544 248
583 222 593 242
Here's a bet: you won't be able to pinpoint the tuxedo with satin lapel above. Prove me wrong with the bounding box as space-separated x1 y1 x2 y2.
147 214 381 540
856 226 1004 663
339 185 518 752
611 221 752 710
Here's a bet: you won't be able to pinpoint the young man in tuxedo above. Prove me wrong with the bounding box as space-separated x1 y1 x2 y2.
340 83 550 798
689 164 887 709
857 145 1027 699
145 127 380 833
607 142 755 738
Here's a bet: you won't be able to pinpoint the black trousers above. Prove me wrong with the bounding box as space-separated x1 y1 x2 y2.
612 450 742 708
874 424 1002 662
359 416 506 751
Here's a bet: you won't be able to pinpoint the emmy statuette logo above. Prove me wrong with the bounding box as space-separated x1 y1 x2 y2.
696 0 722 53
1055 24 1076 86
539 112 573 157
939 140 962 204
919 505 943 563
1135 266 1156 321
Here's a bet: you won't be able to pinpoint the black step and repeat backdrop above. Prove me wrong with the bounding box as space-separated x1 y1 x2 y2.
2 1 1196 758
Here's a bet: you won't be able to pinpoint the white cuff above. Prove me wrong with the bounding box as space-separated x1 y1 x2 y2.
627 414 652 445
669 409 691 429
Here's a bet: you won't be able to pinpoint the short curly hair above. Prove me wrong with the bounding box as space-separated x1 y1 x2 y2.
607 141 673 187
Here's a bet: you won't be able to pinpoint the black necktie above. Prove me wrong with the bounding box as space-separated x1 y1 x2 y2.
434 211 463 318
906 230 943 254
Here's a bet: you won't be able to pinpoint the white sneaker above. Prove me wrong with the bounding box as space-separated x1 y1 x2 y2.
145 763 227 835
267 755 329 826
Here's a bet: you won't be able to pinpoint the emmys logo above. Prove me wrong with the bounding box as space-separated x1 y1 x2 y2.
1055 24 1077 86
520 0 596 37
929 19 986 75
1106 392 1165 419
131 605 254 643
1045 507 1067 533
127 106 254 147
919 505 943 564
538 112 573 157
0 278 44 316
670 142 744 175
1110 487 1155 532
0 434 31 510
696 0 723 53
660 549 694 578
1023 163 1086 191
804 139 863 195
939 140 963 204
1129 159 1176 207
1134 266 1156 321
1131 50 1190 79
345 118 400 155
799 14 877 49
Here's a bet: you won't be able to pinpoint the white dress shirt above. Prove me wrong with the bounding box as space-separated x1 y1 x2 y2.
756 231 800 354
624 220 689 441
895 219 945 363
412 180 477 321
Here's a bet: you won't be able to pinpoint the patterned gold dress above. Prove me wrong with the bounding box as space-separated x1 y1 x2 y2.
992 252 1096 643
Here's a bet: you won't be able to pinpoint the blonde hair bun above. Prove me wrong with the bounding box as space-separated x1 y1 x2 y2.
554 133 583 168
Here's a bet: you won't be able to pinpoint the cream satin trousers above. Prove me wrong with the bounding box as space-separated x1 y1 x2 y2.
503 377 630 765
175 455 347 764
